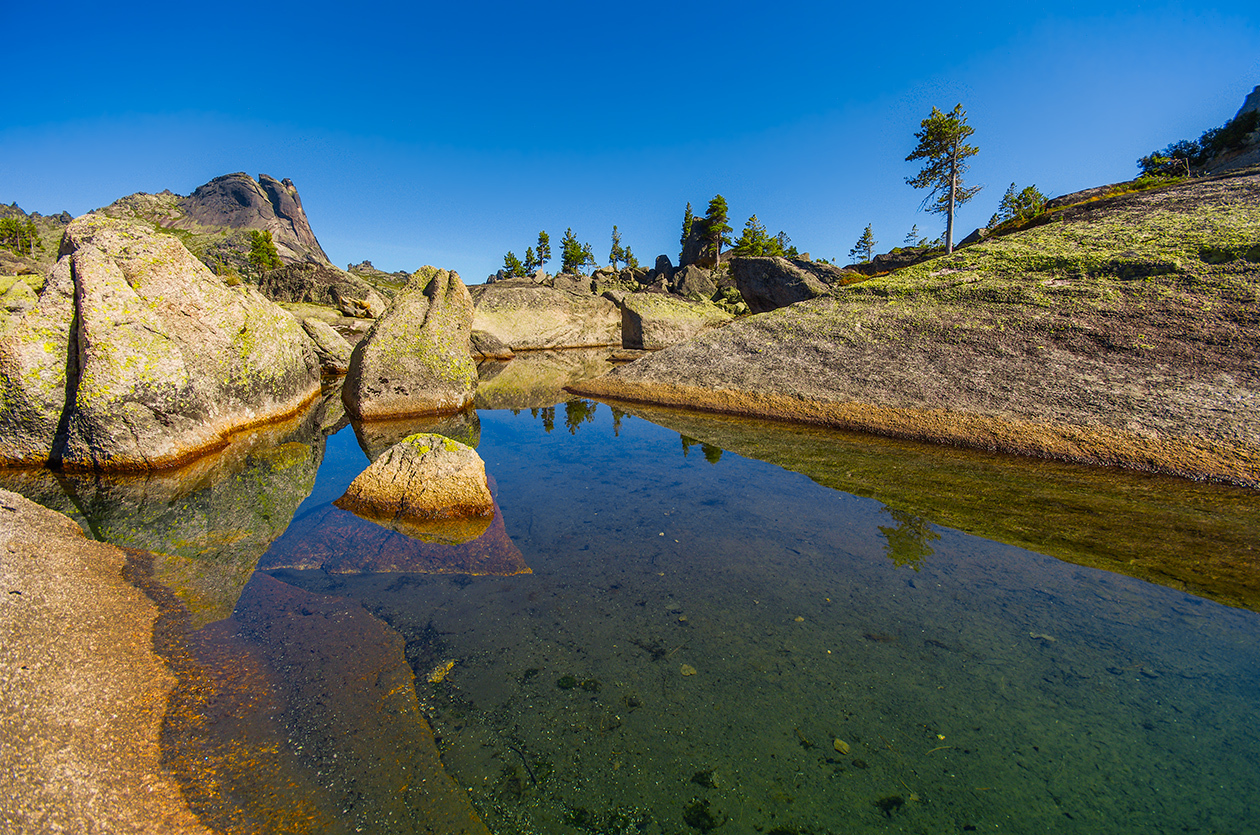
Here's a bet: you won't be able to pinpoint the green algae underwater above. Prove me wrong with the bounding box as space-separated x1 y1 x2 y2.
3 392 1258 834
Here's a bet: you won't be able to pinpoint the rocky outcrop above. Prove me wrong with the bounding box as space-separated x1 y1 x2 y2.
342 267 478 419
334 433 494 545
301 317 354 373
669 264 718 299
731 256 852 313
572 173 1260 487
0 489 213 834
258 262 386 317
470 280 621 350
179 172 330 265
621 294 733 350
0 214 321 470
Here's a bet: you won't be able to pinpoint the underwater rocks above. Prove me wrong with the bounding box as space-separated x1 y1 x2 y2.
0 213 321 470
334 433 494 544
342 267 478 419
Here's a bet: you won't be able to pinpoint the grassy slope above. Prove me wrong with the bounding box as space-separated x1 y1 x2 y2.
573 171 1260 485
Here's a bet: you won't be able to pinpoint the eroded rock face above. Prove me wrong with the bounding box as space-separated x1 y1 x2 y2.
342 267 478 419
180 172 331 265
731 256 848 313
334 433 494 544
470 281 621 350
621 294 733 350
0 214 321 470
259 263 386 318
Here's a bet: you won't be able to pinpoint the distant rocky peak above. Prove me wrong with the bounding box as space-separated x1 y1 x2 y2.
179 172 331 266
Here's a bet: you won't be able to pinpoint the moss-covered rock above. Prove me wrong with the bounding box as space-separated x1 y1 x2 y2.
572 172 1260 486
620 293 733 350
0 213 322 470
342 267 478 419
470 280 621 349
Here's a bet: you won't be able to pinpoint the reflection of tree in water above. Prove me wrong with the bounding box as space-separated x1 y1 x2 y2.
564 399 598 434
680 434 699 456
611 406 627 436
530 406 556 433
702 444 723 464
878 507 940 571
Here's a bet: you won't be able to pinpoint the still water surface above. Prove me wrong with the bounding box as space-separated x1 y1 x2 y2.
8 394 1260 834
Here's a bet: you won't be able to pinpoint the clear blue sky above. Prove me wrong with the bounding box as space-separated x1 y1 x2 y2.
3 1 1258 281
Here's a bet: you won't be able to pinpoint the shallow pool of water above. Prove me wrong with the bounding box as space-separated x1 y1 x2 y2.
273 404 1260 834
6 395 1259 834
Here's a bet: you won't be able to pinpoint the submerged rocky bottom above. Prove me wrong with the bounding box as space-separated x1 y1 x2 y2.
258 406 1259 835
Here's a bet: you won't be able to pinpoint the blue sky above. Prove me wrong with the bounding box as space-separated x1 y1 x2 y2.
3 1 1258 281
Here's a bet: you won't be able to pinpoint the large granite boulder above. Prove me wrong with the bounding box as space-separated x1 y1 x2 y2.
301 317 353 374
470 281 621 349
731 256 851 313
258 263 387 318
669 264 718 300
621 294 733 350
342 267 477 419
334 433 494 544
0 214 321 470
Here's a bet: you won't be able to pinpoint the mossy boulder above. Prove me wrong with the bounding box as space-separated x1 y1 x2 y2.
469 281 621 349
0 213 321 470
301 317 353 374
334 432 494 544
620 293 733 350
342 267 478 419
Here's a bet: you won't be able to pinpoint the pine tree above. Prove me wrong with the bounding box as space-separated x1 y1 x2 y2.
903 224 923 247
988 183 1047 228
849 224 877 263
623 246 639 269
247 229 281 274
560 228 589 274
703 195 732 265
536 231 551 268
680 202 694 250
503 251 526 277
609 225 625 268
524 246 539 272
905 104 981 254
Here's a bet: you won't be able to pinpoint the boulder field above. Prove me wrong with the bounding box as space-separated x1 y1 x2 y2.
0 214 322 471
572 171 1260 487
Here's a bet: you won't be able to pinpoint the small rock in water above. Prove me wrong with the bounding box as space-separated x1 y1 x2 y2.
428 659 456 683
833 738 850 754
680 664 698 676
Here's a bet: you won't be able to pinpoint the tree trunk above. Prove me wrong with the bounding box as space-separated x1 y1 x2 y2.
946 142 958 255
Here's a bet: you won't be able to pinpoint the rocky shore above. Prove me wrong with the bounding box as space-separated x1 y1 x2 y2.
573 171 1260 487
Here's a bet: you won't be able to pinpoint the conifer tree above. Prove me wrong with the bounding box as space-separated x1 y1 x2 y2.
903 224 923 247
524 246 539 272
536 231 551 268
623 246 639 269
502 251 526 276
247 229 281 274
560 228 591 274
849 224 877 263
681 202 694 250
905 104 980 254
733 214 772 256
609 225 625 268
703 195 732 265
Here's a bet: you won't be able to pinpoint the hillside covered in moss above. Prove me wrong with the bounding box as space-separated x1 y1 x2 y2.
572 169 1260 486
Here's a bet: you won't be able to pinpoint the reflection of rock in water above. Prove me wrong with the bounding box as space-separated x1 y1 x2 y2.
161 570 490 835
475 348 616 410
352 410 481 460
263 477 529 576
0 388 340 628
